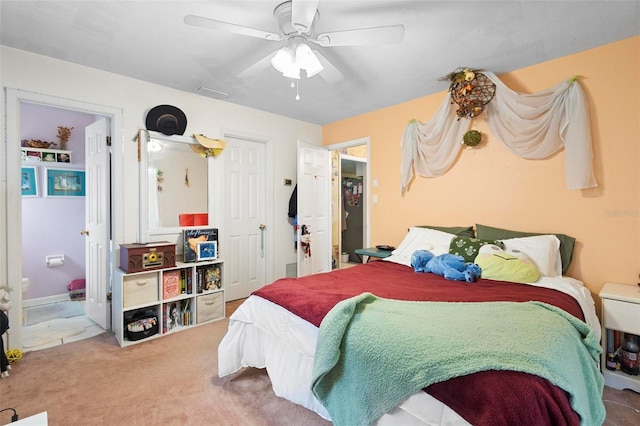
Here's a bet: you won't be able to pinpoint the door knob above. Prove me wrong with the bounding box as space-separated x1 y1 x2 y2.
80 230 90 236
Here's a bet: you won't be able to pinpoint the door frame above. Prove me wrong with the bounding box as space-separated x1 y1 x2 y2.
339 154 368 265
4 88 123 352
326 137 371 264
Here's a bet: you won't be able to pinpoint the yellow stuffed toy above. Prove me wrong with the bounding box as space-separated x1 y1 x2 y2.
0 287 12 378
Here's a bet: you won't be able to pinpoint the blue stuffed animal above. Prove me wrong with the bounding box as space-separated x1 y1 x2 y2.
411 250 482 283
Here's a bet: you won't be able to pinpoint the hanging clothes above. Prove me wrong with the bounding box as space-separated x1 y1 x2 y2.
289 185 297 249
288 185 297 218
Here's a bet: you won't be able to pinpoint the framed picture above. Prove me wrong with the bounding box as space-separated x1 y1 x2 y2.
196 241 218 261
21 166 39 197
45 168 86 197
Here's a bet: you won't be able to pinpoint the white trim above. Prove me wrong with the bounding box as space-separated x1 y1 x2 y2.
4 88 123 352
326 137 371 250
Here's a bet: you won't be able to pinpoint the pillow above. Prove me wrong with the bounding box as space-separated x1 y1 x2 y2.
501 235 561 277
384 227 455 267
449 236 505 263
416 225 475 238
475 224 575 274
475 244 540 283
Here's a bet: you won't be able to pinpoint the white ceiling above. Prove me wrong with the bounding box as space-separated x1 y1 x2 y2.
1 1 638 125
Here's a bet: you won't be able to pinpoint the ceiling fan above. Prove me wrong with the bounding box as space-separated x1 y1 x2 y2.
184 0 405 84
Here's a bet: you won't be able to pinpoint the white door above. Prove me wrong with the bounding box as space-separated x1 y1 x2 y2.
297 142 331 277
223 136 268 301
83 118 110 329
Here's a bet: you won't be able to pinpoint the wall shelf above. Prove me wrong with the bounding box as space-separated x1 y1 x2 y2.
21 147 72 164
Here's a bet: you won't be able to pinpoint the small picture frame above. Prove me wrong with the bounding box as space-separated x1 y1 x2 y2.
45 168 86 197
42 151 57 162
196 241 218 261
21 166 39 197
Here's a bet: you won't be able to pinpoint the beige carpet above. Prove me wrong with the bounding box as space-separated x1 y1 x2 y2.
2 301 639 425
0 303 331 426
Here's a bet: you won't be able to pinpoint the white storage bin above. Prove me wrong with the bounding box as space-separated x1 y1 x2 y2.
197 292 224 324
123 272 159 308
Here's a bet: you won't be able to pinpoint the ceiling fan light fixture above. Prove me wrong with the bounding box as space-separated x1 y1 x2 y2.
295 43 324 77
283 65 301 80
271 46 294 74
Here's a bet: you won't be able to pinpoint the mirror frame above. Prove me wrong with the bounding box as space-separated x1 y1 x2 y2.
138 130 216 244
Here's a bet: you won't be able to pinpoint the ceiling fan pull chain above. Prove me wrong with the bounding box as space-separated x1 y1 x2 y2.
296 78 300 100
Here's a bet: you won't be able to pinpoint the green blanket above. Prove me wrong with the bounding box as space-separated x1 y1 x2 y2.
311 293 604 426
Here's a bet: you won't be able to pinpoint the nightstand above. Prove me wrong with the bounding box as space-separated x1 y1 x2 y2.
599 282 640 392
355 247 392 263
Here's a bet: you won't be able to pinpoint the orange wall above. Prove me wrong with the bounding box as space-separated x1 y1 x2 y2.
323 36 639 301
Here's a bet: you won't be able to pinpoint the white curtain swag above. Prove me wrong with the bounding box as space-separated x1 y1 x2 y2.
401 72 597 193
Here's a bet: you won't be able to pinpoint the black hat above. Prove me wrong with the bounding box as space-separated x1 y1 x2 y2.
145 105 187 136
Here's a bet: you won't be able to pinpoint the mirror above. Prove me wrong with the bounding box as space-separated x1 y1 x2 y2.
139 130 214 243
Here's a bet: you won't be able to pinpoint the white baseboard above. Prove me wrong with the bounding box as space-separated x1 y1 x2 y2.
23 293 70 308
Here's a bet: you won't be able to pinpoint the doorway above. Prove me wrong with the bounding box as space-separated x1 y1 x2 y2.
327 138 370 270
340 155 367 266
19 103 106 350
5 89 122 352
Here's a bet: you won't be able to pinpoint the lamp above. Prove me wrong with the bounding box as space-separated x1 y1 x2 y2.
270 40 324 99
192 134 226 157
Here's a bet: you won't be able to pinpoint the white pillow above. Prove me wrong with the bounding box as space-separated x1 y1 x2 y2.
501 235 562 277
384 227 455 267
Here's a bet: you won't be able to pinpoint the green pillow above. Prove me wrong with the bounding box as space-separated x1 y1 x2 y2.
475 224 575 275
475 246 540 283
416 225 475 238
449 236 505 262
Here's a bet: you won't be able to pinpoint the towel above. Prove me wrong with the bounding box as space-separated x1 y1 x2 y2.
311 293 604 426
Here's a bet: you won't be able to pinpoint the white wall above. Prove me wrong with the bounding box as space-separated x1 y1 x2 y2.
1 46 322 295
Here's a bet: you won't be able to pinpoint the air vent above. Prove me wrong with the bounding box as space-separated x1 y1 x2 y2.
194 85 231 100
285 263 297 278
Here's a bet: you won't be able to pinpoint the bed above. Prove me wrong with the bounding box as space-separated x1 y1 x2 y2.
218 226 605 425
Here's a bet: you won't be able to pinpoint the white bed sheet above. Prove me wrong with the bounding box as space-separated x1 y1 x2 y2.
218 274 600 425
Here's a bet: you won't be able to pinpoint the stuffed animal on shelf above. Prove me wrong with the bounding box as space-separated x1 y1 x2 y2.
411 250 482 283
0 287 12 378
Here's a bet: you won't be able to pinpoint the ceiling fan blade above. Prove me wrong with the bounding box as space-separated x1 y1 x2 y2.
291 0 319 33
313 25 404 47
313 50 343 84
238 51 277 78
184 14 282 41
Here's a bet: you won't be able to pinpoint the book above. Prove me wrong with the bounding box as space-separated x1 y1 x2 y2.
203 264 222 291
182 299 191 326
163 301 182 333
183 228 218 262
186 268 193 294
162 270 181 299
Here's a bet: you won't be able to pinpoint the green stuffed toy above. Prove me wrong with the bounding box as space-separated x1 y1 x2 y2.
474 244 540 283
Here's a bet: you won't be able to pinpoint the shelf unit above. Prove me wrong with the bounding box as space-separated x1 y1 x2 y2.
113 260 224 347
21 147 73 164
599 282 640 392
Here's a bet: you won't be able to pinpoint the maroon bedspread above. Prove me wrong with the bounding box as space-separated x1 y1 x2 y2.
253 261 584 426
